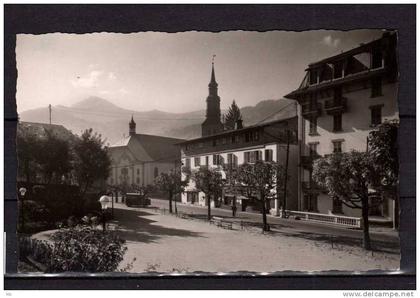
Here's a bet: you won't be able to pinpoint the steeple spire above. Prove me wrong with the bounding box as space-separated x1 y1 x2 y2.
202 55 223 137
208 55 218 95
129 114 136 136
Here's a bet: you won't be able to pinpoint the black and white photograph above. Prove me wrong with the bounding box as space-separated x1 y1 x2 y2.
13 28 402 275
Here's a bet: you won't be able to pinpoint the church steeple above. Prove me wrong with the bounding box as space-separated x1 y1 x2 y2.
208 56 218 96
129 115 136 136
202 56 224 137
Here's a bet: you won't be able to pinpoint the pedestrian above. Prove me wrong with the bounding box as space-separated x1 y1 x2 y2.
231 200 237 217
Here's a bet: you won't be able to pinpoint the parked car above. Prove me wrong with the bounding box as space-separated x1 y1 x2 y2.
125 192 151 207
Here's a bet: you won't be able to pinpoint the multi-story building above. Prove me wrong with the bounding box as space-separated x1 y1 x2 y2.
179 62 300 215
107 117 185 188
284 31 398 221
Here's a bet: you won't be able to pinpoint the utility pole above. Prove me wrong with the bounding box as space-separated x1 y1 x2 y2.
282 129 290 218
48 104 52 124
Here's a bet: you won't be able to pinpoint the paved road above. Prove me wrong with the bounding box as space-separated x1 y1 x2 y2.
149 198 400 253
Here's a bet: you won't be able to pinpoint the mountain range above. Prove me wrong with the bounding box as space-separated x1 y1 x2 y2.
19 96 297 145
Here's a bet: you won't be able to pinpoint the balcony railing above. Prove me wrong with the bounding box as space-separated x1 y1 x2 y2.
324 97 347 115
286 210 362 228
301 102 322 118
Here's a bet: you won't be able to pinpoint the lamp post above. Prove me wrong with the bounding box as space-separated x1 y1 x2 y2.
19 187 27 232
99 195 111 232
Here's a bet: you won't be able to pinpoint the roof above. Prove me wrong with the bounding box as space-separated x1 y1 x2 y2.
177 115 297 145
18 121 76 141
307 32 395 69
284 32 397 100
110 133 185 162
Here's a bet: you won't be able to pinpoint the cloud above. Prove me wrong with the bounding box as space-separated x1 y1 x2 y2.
108 72 117 81
322 35 340 48
71 70 103 88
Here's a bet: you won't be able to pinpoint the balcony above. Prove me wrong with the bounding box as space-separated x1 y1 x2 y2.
301 181 325 194
301 102 322 118
300 154 321 169
324 97 347 115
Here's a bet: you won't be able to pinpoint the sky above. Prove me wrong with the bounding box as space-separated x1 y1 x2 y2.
16 29 384 113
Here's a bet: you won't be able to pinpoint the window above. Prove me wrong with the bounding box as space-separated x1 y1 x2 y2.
255 150 262 162
205 156 209 167
333 114 342 132
245 132 250 142
244 152 250 163
231 135 237 143
227 153 238 168
309 117 318 135
136 177 140 184
371 77 382 97
246 151 261 163
309 69 318 85
213 154 223 166
332 197 343 214
332 140 343 153
194 157 201 167
185 158 191 169
137 169 140 175
254 130 260 141
264 149 273 162
212 139 217 147
154 167 159 178
308 143 318 157
222 138 227 145
198 142 204 148
370 105 383 126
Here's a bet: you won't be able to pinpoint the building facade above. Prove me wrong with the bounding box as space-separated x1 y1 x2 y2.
107 117 185 189
285 32 398 220
179 62 300 215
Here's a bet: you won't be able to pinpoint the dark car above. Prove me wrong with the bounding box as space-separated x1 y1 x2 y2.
125 192 151 207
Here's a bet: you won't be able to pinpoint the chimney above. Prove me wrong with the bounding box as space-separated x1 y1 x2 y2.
235 119 243 130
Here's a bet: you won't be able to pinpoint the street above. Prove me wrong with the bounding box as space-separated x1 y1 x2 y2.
149 198 400 253
112 203 399 273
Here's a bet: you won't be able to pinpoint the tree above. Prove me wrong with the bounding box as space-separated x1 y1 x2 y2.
155 170 187 213
17 132 41 184
224 100 243 130
368 120 399 228
234 160 285 232
368 120 399 196
312 151 375 250
17 129 72 185
190 167 224 220
73 129 111 197
37 129 72 185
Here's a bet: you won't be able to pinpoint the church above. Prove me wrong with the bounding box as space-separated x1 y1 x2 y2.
107 117 185 190
178 61 299 213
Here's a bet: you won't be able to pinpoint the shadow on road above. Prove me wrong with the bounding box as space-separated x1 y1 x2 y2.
268 227 400 254
112 207 205 244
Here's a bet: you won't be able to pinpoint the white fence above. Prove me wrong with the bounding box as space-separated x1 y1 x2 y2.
287 210 362 228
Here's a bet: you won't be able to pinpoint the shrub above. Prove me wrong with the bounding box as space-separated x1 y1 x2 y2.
19 226 127 273
48 226 127 272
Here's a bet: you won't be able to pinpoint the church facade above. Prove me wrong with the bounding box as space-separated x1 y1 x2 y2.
107 117 185 190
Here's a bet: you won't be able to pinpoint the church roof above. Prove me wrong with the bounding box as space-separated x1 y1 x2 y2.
110 133 185 162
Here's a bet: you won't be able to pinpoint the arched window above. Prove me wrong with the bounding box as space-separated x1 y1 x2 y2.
154 167 159 178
